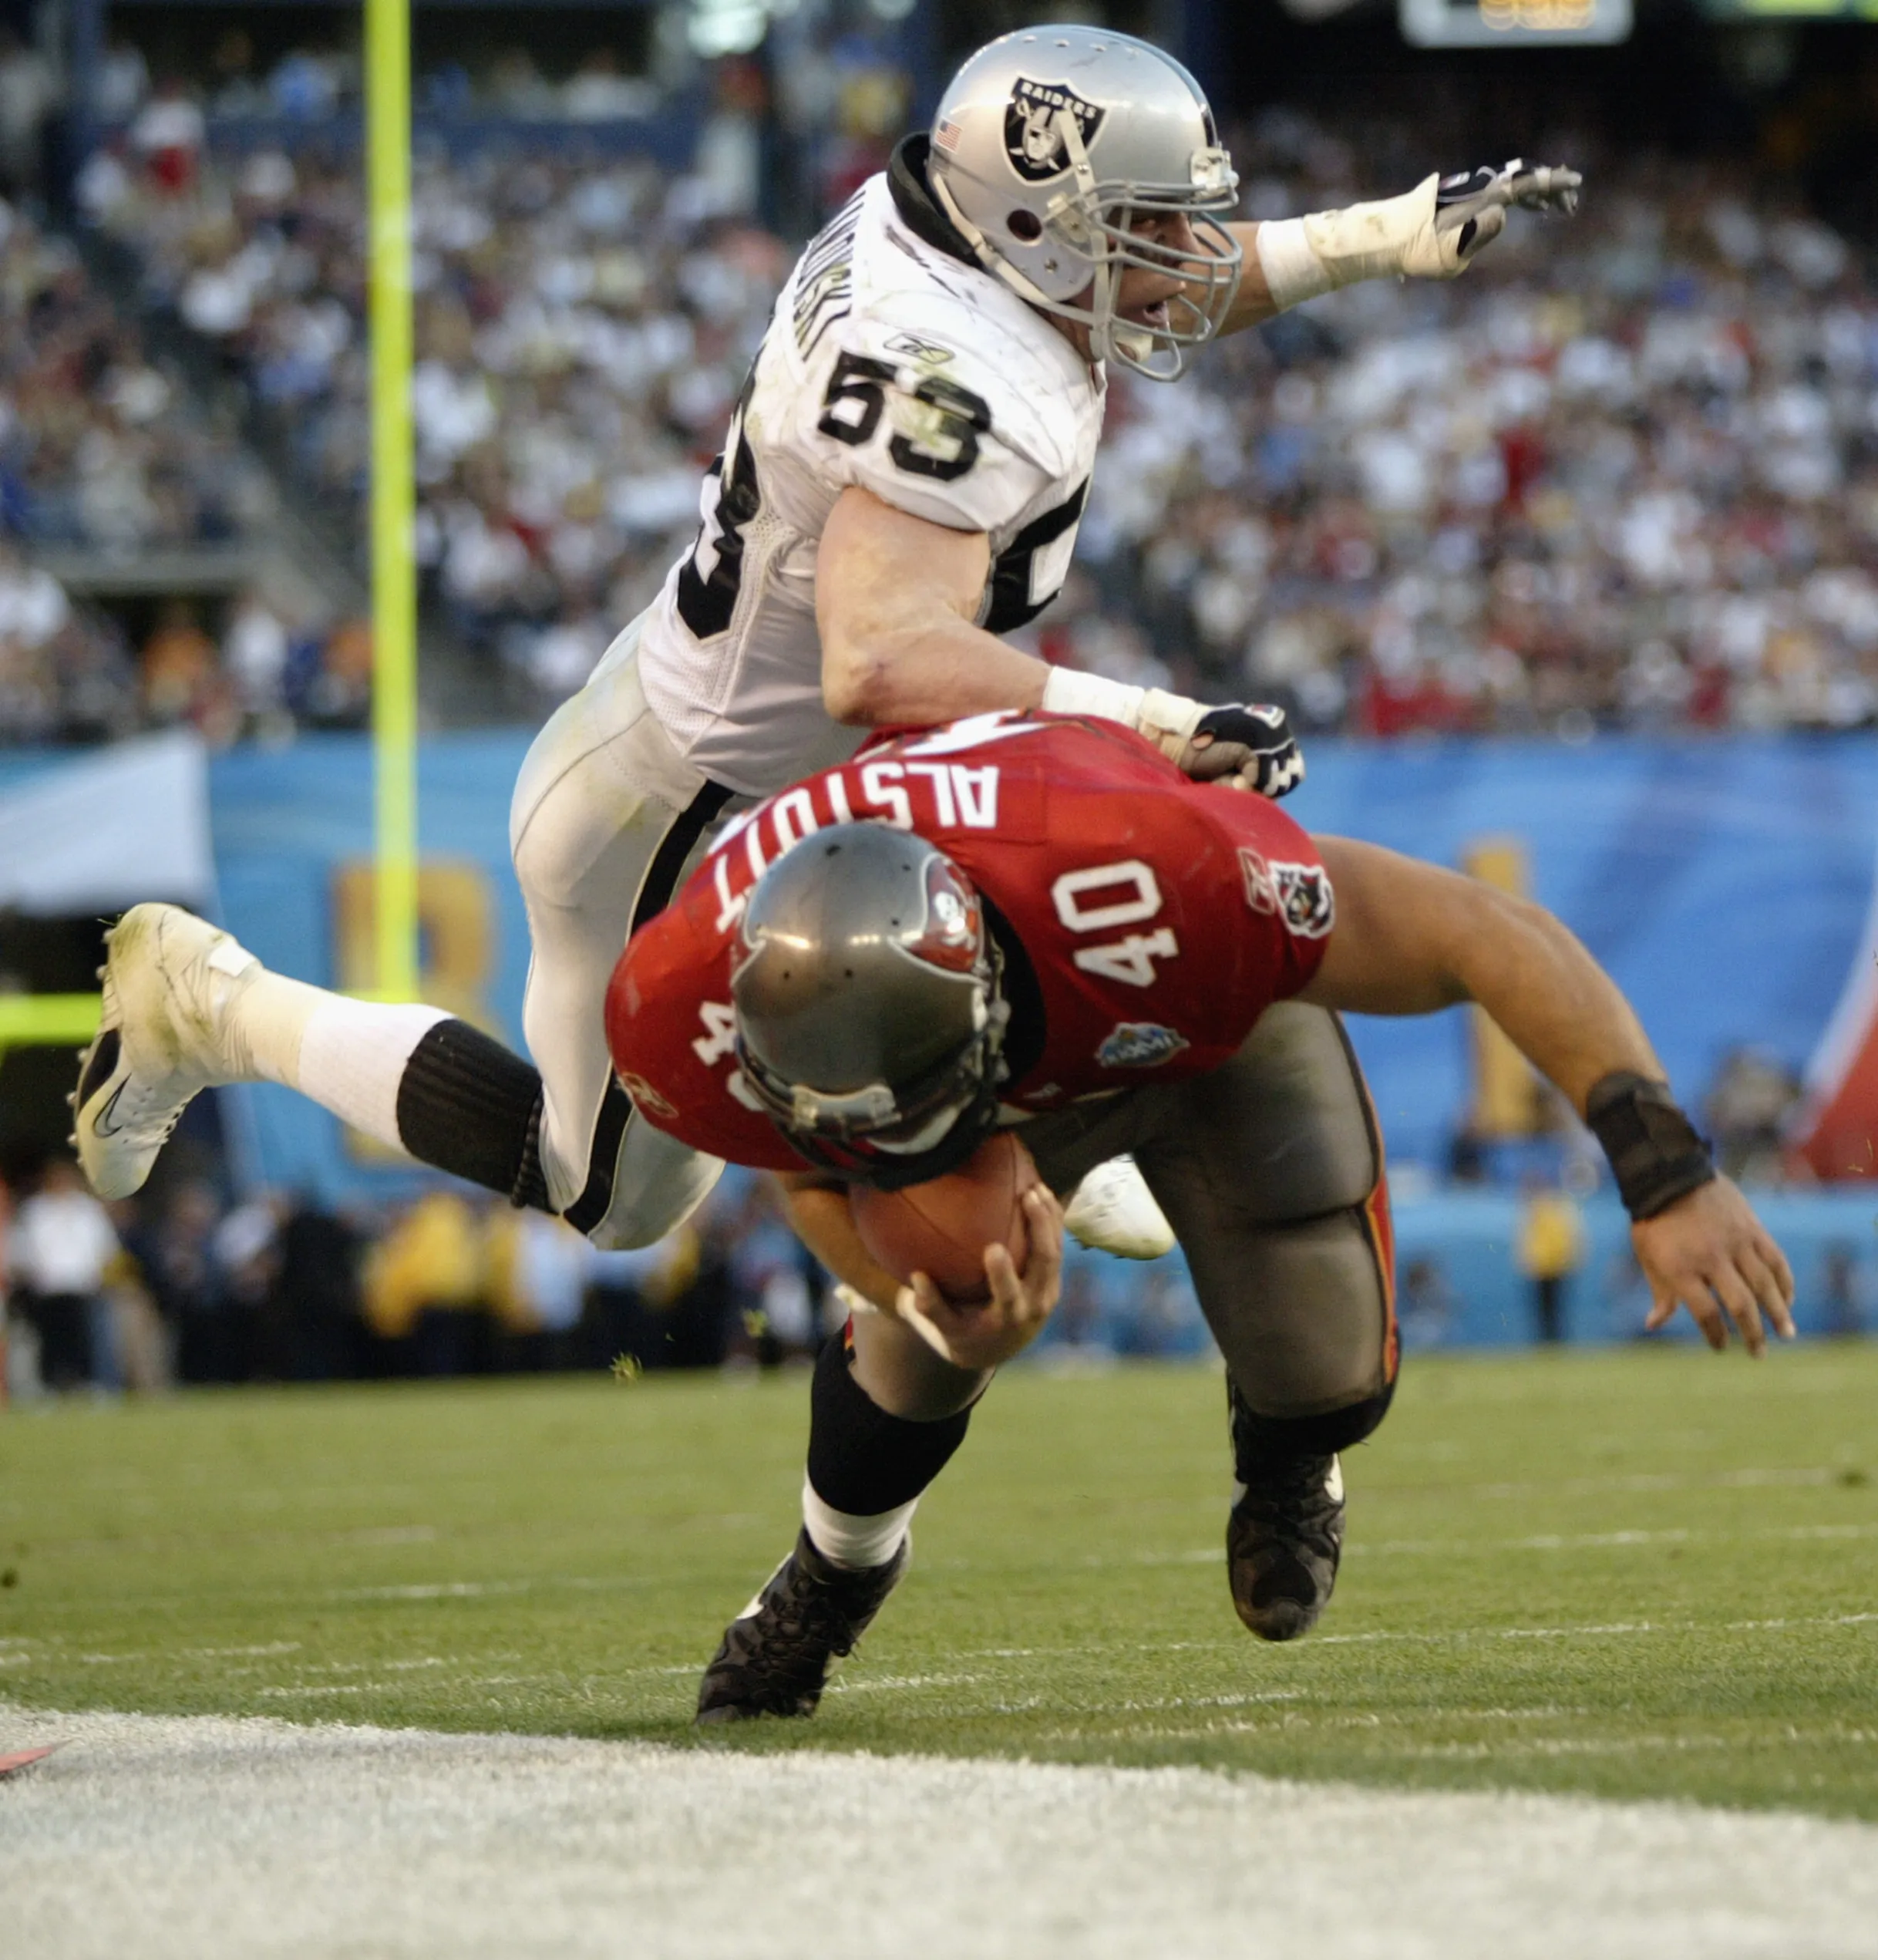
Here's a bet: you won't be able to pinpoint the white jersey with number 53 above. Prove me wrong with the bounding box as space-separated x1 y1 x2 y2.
634 145 1106 797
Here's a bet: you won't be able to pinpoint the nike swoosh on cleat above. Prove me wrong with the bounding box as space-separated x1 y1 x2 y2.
90 1079 132 1139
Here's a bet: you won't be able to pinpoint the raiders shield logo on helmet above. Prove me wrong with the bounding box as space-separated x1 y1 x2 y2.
1005 76 1106 183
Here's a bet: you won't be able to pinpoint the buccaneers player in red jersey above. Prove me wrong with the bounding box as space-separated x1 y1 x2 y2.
605 712 1793 1722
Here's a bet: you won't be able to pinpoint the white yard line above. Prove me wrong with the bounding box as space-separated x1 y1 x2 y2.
0 1708 1873 1960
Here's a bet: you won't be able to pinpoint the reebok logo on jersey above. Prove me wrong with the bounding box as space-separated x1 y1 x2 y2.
1272 862 1336 939
1239 847 1278 918
618 1072 678 1122
885 332 954 365
1005 77 1106 183
1096 1022 1190 1069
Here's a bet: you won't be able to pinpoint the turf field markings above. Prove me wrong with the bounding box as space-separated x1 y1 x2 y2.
1078 1517 1878 1570
183 1642 304 1659
1724 1613 1876 1631
1069 1690 1308 1716
255 1683 397 1699
327 1572 661 1604
336 1580 535 1600
1470 1465 1839 1498
20 1705 1874 1959
1348 1522 1878 1558
1314 1610 1878 1648
833 1674 988 1694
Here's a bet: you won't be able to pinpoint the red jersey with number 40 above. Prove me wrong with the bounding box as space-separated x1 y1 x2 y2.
604 712 1336 1172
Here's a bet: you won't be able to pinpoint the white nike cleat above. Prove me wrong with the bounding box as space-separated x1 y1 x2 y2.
1062 1153 1176 1261
72 904 261 1200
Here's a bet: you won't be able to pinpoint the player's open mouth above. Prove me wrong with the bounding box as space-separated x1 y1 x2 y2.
1126 298 1172 328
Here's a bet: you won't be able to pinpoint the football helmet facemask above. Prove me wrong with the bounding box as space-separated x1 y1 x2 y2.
731 823 1011 1190
927 25 1241 381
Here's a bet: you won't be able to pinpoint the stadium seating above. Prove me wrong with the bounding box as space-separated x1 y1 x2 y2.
69 84 1878 736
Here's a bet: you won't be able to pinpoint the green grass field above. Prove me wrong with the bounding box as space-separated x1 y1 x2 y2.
2 1344 1874 1819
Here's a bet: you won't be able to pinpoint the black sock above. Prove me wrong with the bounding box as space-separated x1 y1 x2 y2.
393 1019 550 1210
806 1334 972 1515
1230 1376 1396 1480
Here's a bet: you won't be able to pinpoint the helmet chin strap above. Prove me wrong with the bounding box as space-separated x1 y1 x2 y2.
929 168 1068 318
1054 106 1124 365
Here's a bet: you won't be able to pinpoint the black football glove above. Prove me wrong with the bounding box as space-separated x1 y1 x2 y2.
1431 159 1583 267
1176 703 1305 800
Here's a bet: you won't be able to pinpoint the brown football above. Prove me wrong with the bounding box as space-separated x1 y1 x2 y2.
850 1133 1040 1305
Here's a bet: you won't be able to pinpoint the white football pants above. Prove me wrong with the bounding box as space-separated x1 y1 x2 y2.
508 614 735 1248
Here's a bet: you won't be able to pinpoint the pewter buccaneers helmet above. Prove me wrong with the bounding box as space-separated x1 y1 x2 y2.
732 823 1011 1187
927 25 1241 380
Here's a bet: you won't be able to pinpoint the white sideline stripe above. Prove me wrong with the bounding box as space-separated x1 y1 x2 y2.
0 1709 1874 1960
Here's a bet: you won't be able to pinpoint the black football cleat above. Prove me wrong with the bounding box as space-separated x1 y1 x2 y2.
695 1528 907 1723
1226 1450 1345 1642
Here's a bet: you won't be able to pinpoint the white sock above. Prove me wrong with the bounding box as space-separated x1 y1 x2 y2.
233 971 447 1156
802 1477 917 1571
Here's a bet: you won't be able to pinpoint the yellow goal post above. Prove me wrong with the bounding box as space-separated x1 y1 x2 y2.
0 0 418 1062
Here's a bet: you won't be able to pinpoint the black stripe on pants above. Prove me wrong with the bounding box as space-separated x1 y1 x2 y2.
561 776 733 1236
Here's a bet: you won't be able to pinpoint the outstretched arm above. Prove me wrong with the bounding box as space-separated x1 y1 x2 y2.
1298 836 1795 1354
1297 836 1655 1108
1213 161 1583 337
816 488 1302 794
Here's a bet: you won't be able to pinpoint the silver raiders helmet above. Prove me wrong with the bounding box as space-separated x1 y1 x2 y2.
927 23 1240 380
730 822 1011 1188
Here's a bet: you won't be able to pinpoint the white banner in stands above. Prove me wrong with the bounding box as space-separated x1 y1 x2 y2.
0 732 214 914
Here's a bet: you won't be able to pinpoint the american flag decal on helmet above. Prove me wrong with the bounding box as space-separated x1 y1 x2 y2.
935 117 963 155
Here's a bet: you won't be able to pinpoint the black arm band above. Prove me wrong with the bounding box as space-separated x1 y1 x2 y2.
1584 1072 1716 1221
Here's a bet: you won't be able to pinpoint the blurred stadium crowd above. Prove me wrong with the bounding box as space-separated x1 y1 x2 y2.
0 31 1873 741
0 1153 1210 1398
0 1034 1839 1399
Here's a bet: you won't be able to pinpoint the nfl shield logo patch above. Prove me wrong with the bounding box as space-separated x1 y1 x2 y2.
1005 76 1106 182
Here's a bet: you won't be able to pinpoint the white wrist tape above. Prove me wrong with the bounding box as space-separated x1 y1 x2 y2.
1137 688 1206 745
1255 217 1337 311
1257 177 1440 310
1040 665 1146 728
1040 668 1208 759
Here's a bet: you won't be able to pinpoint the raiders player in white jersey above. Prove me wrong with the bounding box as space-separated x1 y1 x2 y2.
73 29 1578 1285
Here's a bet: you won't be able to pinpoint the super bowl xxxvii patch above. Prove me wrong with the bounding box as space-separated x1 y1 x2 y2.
1006 77 1106 183
1096 1022 1190 1069
1272 861 1335 938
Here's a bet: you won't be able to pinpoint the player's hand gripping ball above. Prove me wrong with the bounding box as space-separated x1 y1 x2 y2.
851 1133 1040 1304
